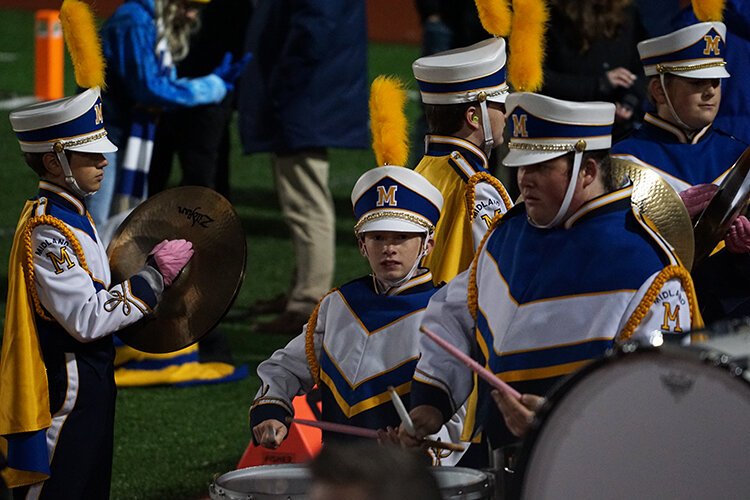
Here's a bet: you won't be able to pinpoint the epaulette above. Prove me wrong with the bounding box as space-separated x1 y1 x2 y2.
464 171 513 221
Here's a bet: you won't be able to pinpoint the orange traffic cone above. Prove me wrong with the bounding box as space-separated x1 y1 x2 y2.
237 390 322 467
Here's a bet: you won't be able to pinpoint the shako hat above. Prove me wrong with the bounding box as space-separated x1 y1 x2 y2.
351 166 443 234
503 93 615 167
10 87 117 154
638 22 729 79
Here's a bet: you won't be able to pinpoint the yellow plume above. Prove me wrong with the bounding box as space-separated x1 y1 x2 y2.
692 0 725 21
369 76 409 167
475 0 512 37
60 0 106 89
508 0 548 92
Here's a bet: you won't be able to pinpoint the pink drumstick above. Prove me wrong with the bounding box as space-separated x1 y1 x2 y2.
288 418 378 439
287 418 465 452
420 326 522 400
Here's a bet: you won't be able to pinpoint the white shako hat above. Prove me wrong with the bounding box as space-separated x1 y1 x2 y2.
638 22 729 79
9 87 117 154
503 93 615 167
412 37 509 105
503 93 615 229
351 166 443 235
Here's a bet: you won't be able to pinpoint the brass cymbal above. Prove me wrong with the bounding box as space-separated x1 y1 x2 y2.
612 158 694 270
107 186 246 353
693 146 750 265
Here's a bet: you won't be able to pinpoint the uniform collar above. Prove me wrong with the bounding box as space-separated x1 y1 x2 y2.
372 269 434 296
563 185 633 229
38 180 87 216
643 112 712 145
425 135 489 171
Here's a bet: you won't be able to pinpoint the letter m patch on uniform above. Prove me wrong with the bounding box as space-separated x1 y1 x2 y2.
376 185 398 207
46 246 76 274
661 302 683 333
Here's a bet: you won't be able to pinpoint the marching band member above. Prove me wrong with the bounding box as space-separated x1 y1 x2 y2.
401 93 701 453
250 164 471 465
0 88 193 497
412 38 513 285
611 21 750 321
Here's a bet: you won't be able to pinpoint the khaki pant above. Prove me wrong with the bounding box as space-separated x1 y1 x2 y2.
273 149 335 315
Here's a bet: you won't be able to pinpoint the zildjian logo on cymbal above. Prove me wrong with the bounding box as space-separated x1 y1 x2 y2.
177 205 214 228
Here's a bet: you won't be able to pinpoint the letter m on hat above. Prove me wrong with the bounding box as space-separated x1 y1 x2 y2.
704 35 721 55
512 114 528 138
376 185 398 207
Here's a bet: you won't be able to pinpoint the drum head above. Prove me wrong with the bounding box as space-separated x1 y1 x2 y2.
431 467 492 500
517 347 750 499
209 465 309 500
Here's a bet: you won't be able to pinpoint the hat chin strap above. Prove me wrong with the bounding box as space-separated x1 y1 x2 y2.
54 148 93 198
371 234 431 295
528 152 583 230
479 100 494 156
659 73 694 132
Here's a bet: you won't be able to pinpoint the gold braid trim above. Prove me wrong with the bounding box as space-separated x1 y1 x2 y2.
618 265 704 342
656 61 726 74
467 212 506 321
465 172 513 221
23 215 91 321
305 289 337 385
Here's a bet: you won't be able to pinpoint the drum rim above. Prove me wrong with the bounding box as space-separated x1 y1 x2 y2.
512 343 750 494
210 464 310 496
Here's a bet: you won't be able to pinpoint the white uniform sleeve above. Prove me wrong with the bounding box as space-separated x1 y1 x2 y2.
414 269 476 412
618 272 694 342
32 224 159 343
252 302 325 414
470 180 510 250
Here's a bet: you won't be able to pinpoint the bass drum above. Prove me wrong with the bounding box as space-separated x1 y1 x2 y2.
514 344 750 499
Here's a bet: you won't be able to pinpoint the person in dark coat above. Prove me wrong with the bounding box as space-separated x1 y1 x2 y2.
237 0 369 334
541 0 648 141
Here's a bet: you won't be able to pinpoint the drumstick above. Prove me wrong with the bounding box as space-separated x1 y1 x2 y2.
286 418 465 452
420 325 522 400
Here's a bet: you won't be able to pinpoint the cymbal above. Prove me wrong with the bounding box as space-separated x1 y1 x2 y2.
611 159 694 270
107 186 246 353
693 146 750 265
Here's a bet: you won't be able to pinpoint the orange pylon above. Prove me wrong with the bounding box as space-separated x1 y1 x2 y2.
237 391 323 468
35 10 64 101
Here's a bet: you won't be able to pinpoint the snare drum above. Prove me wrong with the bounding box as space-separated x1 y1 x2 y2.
209 464 309 500
431 467 493 500
514 344 750 499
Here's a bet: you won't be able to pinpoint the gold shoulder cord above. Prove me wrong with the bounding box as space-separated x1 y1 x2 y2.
465 171 513 221
467 212 506 321
305 289 338 385
617 265 704 342
23 215 91 321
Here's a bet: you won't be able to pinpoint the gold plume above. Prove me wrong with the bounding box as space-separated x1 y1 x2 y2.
508 0 548 92
692 0 725 21
475 0 512 37
60 0 106 89
369 76 409 167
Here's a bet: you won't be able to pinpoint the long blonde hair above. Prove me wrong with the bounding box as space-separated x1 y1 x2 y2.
154 0 200 62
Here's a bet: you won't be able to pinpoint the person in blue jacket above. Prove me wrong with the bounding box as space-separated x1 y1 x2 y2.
90 0 246 228
238 0 369 335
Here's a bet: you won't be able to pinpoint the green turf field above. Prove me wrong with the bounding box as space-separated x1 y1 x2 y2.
0 9 421 498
